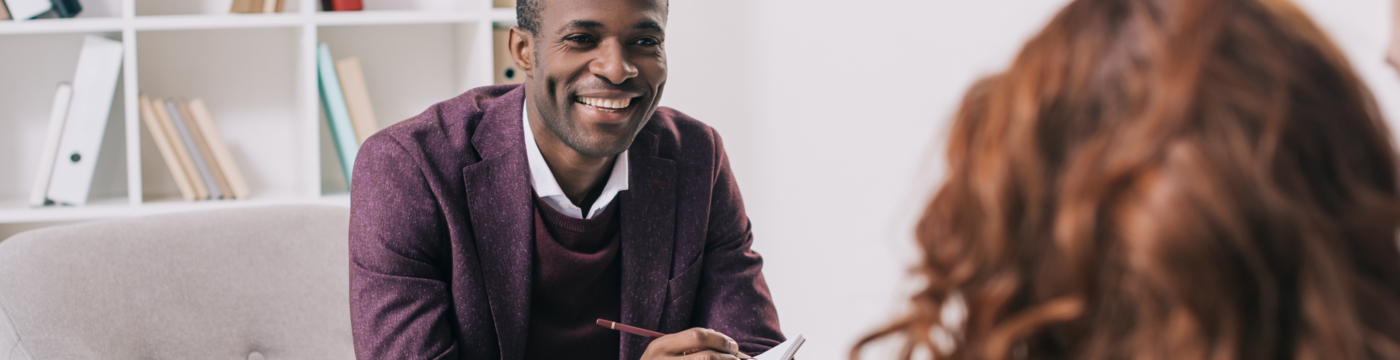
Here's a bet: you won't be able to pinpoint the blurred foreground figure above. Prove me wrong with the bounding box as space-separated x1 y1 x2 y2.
856 0 1400 359
1389 0 1400 71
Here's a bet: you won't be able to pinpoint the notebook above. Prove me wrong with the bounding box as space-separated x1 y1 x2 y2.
188 98 251 199
317 43 358 185
139 94 196 201
166 99 222 200
153 98 209 200
755 334 805 360
29 82 72 207
5 0 49 21
334 57 378 144
178 99 233 199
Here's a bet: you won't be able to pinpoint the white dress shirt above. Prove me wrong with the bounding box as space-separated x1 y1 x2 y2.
522 103 629 219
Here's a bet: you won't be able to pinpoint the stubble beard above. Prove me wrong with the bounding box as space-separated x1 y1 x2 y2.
532 95 637 159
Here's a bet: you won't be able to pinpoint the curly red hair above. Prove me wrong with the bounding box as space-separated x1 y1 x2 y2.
854 0 1400 359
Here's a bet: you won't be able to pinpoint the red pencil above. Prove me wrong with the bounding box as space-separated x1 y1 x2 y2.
595 319 667 338
595 319 753 359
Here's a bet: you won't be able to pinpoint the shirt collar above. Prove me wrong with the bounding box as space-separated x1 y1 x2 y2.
522 102 629 219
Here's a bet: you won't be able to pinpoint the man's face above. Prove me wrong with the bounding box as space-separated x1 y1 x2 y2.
525 0 668 158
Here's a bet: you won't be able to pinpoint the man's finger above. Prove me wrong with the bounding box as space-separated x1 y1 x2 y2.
679 349 739 360
686 328 740 355
654 328 741 355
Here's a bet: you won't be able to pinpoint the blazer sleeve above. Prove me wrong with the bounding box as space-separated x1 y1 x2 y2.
693 129 786 354
349 135 460 360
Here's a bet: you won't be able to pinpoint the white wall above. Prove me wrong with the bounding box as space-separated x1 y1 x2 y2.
661 0 1400 358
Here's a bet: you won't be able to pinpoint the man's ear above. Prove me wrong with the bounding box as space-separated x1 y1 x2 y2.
509 26 534 74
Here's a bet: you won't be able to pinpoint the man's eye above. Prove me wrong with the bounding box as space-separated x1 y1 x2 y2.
566 35 594 44
633 38 659 46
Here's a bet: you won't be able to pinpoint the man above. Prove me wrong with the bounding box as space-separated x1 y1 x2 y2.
347 0 784 358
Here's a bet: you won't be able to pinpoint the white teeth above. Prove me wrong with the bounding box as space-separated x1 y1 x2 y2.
579 96 631 109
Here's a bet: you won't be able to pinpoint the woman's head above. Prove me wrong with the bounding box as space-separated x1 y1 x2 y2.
858 0 1400 359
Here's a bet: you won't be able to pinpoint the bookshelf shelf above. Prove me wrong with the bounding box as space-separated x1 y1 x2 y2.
0 0 517 227
0 11 515 35
0 17 124 35
133 14 305 31
0 197 131 224
313 9 512 26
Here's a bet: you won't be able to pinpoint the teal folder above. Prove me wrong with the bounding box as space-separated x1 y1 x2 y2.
317 43 358 185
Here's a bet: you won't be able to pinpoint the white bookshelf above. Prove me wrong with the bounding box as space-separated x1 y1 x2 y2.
0 0 516 226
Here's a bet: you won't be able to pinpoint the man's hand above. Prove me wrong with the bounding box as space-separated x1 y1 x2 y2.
640 328 750 360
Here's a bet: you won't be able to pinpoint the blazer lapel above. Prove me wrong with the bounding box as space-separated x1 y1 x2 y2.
461 86 533 360
618 129 678 360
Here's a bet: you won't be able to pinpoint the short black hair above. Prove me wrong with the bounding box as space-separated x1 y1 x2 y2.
516 0 544 35
516 0 668 36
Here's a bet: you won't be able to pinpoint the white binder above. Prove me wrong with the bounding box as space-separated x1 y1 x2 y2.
46 35 124 206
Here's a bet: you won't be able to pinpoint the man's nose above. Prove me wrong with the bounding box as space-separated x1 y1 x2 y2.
589 40 639 85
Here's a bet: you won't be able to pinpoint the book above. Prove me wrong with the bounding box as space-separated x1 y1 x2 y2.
165 99 222 200
29 83 71 207
275 0 285 13
261 0 275 13
46 36 123 206
494 28 526 85
178 99 233 199
320 0 361 11
139 95 196 201
232 0 265 13
47 0 78 18
5 0 48 21
230 0 252 13
188 99 251 199
1 0 12 20
493 0 514 8
334 57 378 144
317 43 358 185
152 98 208 200
754 334 805 360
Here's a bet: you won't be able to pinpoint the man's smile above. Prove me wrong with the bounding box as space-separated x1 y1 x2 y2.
575 96 635 112
572 93 644 123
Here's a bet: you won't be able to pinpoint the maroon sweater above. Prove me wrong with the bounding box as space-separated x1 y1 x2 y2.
523 194 622 359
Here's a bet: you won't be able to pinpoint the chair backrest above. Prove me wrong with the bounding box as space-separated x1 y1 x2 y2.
0 205 354 360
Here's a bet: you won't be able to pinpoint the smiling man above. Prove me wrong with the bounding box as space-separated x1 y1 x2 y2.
347 0 784 359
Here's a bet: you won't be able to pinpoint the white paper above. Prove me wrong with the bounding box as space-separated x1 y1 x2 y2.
755 334 805 360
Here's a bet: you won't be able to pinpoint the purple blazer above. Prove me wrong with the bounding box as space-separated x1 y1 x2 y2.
348 85 784 360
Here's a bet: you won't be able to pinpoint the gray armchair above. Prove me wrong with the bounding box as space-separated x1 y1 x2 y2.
0 205 354 360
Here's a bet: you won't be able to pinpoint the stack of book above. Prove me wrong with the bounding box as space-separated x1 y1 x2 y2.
138 95 251 202
229 0 287 14
320 0 361 11
2 0 82 21
317 43 380 186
